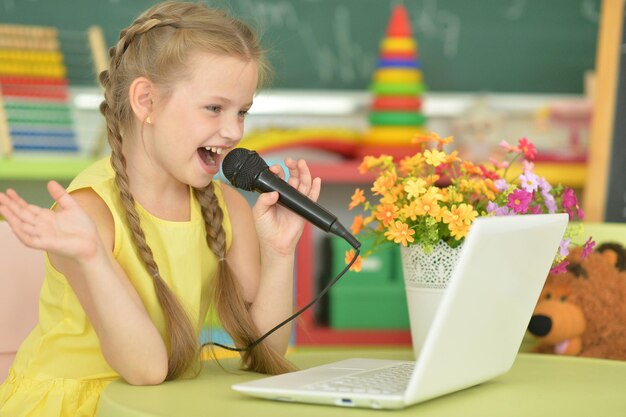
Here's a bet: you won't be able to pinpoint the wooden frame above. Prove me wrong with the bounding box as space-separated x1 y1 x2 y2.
583 0 626 221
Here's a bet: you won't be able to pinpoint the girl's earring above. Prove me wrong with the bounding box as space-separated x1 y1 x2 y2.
146 116 153 125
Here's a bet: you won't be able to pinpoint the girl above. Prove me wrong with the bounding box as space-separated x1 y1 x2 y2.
0 2 320 415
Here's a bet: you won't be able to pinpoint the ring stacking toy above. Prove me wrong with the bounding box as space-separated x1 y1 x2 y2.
0 24 79 156
361 4 427 158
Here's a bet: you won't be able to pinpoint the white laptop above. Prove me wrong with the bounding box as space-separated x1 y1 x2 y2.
233 213 568 410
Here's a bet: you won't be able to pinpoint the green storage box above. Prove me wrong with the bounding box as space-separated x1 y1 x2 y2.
329 284 410 329
330 236 401 287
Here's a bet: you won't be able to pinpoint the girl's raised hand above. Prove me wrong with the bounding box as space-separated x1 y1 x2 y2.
252 158 321 255
0 181 100 261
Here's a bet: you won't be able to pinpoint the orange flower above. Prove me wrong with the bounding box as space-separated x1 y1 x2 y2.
358 155 392 174
345 249 362 272
374 203 399 226
384 221 415 246
348 188 366 210
351 215 364 235
371 171 397 196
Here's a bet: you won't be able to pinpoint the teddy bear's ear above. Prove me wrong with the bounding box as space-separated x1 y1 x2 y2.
595 242 626 271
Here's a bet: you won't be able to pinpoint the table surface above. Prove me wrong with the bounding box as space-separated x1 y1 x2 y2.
97 348 626 417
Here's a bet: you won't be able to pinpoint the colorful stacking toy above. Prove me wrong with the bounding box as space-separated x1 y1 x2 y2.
360 5 427 158
0 24 78 157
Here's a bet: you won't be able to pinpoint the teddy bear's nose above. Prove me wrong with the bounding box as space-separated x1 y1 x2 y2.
528 315 552 336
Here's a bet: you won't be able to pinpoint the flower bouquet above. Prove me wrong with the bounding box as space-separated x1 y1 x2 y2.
346 132 595 273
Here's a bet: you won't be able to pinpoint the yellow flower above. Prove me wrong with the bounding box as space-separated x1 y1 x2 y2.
400 201 419 221
345 249 362 272
348 188 366 210
424 149 447 167
384 221 415 246
414 194 441 219
448 221 471 240
442 204 478 228
380 184 403 205
404 178 427 200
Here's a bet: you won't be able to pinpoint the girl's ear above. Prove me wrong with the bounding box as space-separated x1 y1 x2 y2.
128 77 154 123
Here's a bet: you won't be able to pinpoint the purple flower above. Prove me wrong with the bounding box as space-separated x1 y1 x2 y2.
494 178 509 192
487 201 511 216
550 260 569 275
543 193 557 213
582 237 596 258
506 189 532 214
559 238 570 257
538 177 552 193
519 171 539 193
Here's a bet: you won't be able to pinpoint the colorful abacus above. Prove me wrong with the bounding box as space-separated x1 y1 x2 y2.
0 24 79 157
360 5 427 158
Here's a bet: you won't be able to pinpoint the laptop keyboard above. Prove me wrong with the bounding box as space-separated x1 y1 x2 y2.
302 363 414 395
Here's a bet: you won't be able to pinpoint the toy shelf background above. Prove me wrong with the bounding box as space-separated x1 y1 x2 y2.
0 0 599 93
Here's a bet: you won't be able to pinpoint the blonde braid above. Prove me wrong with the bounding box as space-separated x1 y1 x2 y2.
99 18 199 381
194 185 295 374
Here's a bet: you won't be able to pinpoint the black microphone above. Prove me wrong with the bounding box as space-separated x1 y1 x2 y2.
222 148 360 249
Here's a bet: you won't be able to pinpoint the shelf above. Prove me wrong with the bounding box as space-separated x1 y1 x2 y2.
0 156 586 189
0 156 95 180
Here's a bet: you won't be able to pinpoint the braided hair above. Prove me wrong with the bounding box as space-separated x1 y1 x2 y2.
99 1 291 379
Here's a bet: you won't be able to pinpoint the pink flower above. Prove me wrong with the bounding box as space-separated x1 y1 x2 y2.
489 158 509 169
499 140 516 153
550 260 569 275
561 188 580 220
518 137 537 160
506 189 532 214
581 237 596 258
562 188 578 209
522 160 535 172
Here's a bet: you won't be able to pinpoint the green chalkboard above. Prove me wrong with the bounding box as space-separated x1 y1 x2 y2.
0 0 600 93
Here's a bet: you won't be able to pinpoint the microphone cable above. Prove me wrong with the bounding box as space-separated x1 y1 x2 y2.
202 245 361 352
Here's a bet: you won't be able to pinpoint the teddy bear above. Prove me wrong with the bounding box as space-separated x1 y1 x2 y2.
527 242 626 360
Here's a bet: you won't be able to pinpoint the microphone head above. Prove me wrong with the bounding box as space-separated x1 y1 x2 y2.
222 148 269 191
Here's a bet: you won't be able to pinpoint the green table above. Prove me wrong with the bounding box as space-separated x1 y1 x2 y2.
97 348 626 417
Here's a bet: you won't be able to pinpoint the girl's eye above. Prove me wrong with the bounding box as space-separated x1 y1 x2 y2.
206 105 221 113
238 110 249 119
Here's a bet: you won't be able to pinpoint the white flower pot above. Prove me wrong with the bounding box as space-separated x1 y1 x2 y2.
400 240 463 358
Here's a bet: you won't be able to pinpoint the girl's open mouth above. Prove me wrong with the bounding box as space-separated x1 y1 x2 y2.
197 146 224 172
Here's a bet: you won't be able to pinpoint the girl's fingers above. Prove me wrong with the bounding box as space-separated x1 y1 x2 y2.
269 164 285 180
47 181 75 210
6 188 29 209
309 177 322 202
296 160 313 195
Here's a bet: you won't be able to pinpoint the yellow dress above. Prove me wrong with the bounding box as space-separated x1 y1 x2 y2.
0 158 232 417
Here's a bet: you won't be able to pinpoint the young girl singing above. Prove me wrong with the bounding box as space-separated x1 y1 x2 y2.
0 2 320 415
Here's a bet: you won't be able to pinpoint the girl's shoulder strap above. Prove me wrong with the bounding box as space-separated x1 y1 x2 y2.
66 157 116 196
